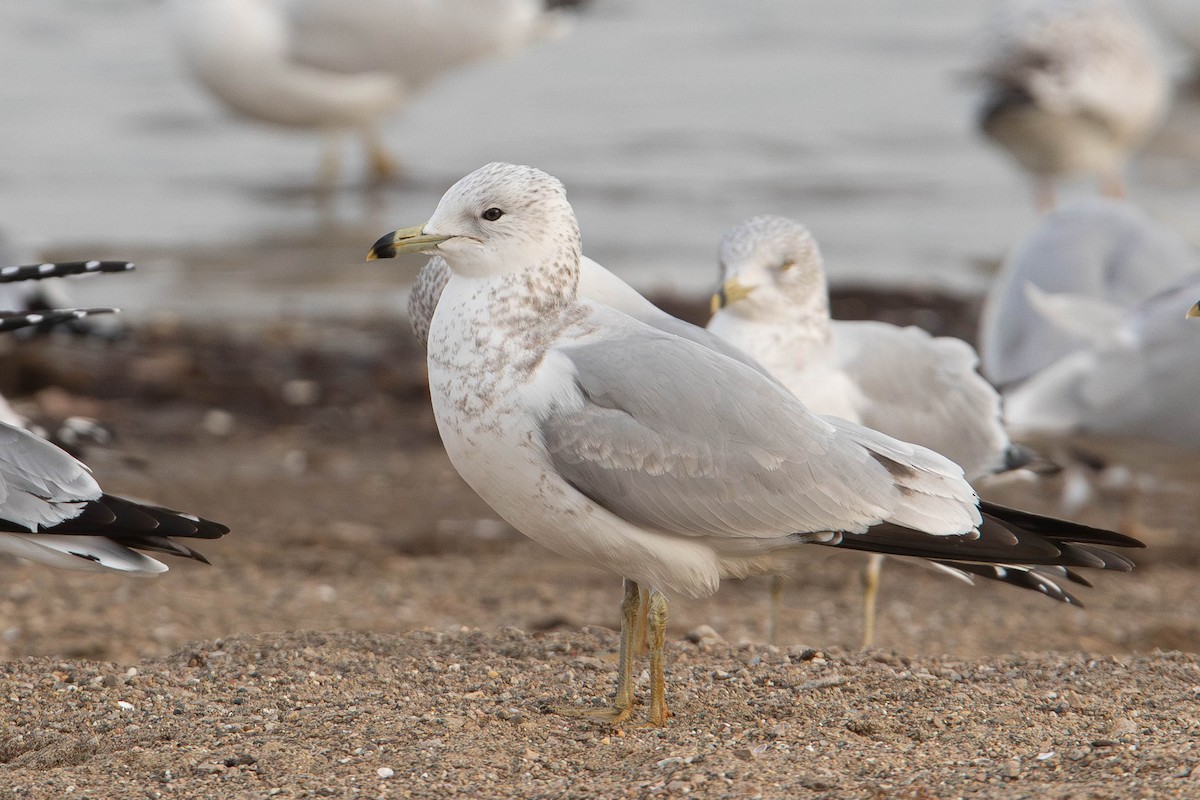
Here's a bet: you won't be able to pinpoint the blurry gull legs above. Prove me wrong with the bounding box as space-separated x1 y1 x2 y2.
166 0 573 185
0 420 229 574
975 0 1167 210
369 162 1143 726
706 216 1028 647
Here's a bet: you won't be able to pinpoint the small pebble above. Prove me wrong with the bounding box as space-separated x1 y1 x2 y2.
376 768 394 779
282 379 320 406
202 409 235 437
685 625 723 646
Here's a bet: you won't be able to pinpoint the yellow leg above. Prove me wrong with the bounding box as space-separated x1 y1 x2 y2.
861 554 884 649
633 585 650 656
614 579 641 712
553 578 639 724
644 590 670 727
767 574 784 645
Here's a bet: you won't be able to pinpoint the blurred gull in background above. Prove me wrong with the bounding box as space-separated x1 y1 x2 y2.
981 197 1200 445
166 0 580 185
975 0 1168 209
979 197 1197 387
1001 271 1200 444
706 215 1040 645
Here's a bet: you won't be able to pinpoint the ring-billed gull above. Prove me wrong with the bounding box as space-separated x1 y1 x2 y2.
1002 271 1200 443
706 215 1043 646
976 0 1167 209
367 162 1143 726
977 198 1200 443
979 198 1197 389
167 0 574 184
0 419 228 574
408 255 1087 650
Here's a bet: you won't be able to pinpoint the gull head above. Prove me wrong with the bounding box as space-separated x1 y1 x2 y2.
367 162 581 280
711 215 826 319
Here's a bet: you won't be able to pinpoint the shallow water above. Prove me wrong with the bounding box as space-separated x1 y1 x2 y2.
1 0 1199 320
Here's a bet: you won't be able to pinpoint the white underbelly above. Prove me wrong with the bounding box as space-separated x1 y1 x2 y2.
429 381 737 599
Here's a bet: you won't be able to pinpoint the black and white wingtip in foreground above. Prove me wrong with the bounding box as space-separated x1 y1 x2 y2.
0 420 228 575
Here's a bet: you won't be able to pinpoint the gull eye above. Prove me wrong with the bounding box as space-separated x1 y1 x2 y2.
481 207 504 222
778 261 797 271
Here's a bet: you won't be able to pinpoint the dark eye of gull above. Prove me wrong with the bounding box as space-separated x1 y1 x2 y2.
481 207 504 222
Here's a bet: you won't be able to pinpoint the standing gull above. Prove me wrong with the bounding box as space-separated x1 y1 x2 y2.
411 251 1101 631
976 0 1168 209
368 162 1142 726
167 0 576 184
706 215 1036 646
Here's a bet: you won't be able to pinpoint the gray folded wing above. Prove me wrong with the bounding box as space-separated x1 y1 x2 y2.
538 318 978 549
834 320 1011 480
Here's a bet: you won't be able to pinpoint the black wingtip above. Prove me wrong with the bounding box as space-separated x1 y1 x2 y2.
979 501 1146 549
